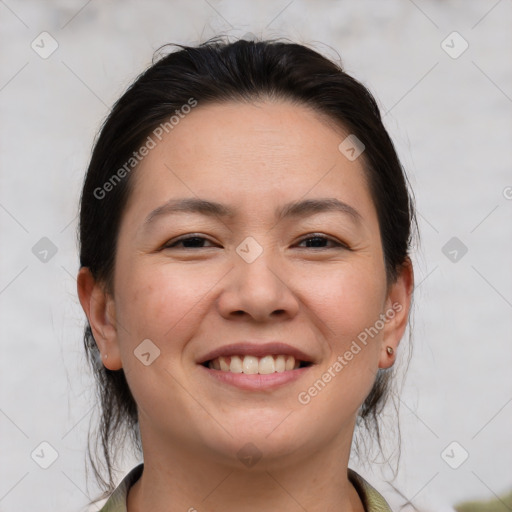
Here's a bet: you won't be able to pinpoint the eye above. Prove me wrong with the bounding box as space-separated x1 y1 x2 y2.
162 235 218 249
295 234 349 250
162 234 349 250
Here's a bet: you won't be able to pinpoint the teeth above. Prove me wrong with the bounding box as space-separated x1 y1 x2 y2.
219 357 230 371
208 354 306 374
259 355 275 374
275 355 286 372
243 356 259 375
230 355 243 373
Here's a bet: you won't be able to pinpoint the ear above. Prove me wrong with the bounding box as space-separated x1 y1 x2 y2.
378 258 414 369
77 267 123 370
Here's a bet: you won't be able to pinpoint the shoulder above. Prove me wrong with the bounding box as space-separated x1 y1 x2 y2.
348 468 393 512
96 464 144 512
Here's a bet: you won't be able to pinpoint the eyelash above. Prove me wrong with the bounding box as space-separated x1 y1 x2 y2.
163 234 349 250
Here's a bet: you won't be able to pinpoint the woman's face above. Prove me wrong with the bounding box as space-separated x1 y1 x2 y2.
92 100 411 468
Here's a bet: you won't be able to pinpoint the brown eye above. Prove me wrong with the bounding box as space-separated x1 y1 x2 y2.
296 234 349 250
163 235 217 249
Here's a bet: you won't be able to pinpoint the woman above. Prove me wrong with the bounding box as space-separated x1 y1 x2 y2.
77 38 415 512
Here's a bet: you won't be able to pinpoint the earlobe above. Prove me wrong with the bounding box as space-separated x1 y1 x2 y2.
77 267 123 371
378 258 414 369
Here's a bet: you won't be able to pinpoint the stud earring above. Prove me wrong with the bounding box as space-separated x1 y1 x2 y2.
386 346 394 355
103 353 108 359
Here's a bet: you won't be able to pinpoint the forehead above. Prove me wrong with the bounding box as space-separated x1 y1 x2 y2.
125 100 375 223
145 100 346 162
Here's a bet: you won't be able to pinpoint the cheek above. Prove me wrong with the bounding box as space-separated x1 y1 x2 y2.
297 261 386 408
112 264 213 423
303 259 387 342
114 261 221 353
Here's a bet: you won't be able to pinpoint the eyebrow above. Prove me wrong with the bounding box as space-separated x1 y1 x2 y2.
142 197 362 228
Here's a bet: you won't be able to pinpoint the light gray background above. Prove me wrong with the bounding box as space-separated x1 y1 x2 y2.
1 1 511 511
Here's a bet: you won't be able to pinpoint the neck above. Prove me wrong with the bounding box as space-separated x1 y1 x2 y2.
127 428 365 512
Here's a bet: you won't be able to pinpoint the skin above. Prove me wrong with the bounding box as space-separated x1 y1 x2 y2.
78 100 413 512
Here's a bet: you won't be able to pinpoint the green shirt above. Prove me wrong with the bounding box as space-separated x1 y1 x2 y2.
99 464 392 511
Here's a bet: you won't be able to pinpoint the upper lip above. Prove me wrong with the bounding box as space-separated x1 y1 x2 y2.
197 342 315 365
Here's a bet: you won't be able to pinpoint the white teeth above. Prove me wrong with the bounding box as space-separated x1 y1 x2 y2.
243 356 259 375
229 355 243 373
275 355 286 372
207 354 307 374
219 356 230 371
258 355 275 374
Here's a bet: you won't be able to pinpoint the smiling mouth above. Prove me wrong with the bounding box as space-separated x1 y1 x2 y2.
201 354 312 374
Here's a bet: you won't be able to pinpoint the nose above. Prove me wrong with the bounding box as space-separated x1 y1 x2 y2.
216 246 300 323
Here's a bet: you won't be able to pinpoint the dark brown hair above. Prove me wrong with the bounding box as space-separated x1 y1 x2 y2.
78 36 416 494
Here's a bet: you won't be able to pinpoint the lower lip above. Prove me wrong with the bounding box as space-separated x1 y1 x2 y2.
198 365 313 391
